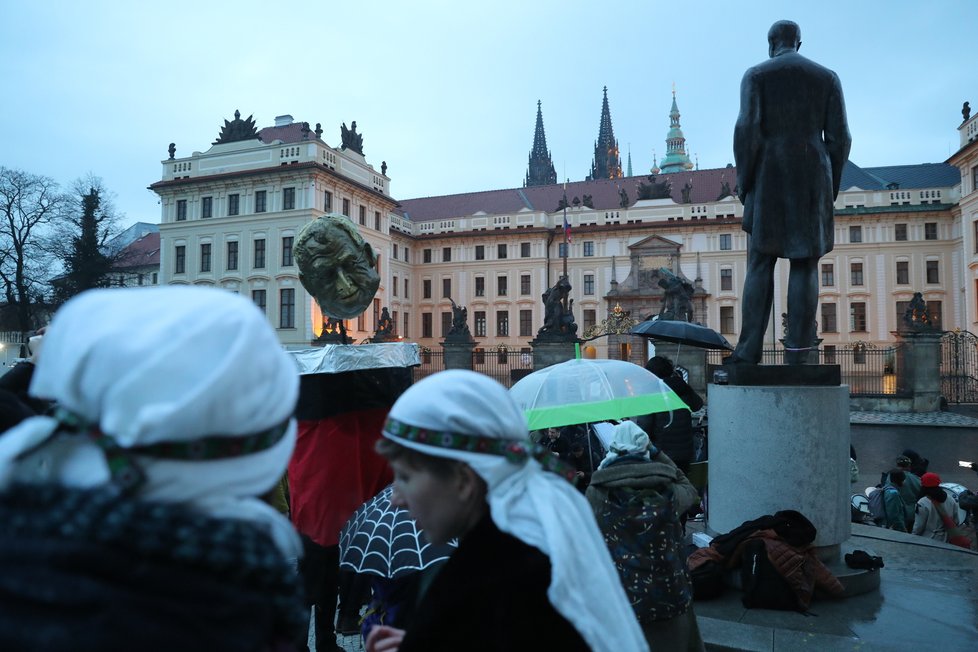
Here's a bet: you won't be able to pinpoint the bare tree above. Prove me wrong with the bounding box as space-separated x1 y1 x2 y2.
0 167 69 336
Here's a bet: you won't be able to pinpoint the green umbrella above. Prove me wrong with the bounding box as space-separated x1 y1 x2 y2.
509 358 689 431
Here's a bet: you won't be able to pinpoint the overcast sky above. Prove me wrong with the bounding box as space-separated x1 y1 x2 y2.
1 1 972 227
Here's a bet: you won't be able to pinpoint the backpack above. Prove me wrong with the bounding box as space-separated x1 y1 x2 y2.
595 485 690 623
740 538 799 611
867 487 895 524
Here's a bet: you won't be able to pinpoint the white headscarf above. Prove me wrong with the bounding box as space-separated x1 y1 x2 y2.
599 421 652 469
0 287 301 558
382 370 648 652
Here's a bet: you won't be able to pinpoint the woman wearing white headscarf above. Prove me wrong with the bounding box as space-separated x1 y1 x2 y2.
0 287 307 652
365 370 648 652
586 421 703 651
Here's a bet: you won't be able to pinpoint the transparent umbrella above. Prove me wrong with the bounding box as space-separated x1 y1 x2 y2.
509 358 688 431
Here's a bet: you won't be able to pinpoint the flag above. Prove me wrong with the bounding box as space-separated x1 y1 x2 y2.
563 214 572 243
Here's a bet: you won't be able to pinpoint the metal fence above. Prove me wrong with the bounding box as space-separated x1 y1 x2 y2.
941 330 978 404
412 350 535 388
705 347 903 396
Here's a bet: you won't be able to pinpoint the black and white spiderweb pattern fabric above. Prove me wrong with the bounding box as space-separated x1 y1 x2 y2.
339 484 457 579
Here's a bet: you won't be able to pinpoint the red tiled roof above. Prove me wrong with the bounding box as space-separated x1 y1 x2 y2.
115 232 160 269
258 122 320 145
398 167 740 222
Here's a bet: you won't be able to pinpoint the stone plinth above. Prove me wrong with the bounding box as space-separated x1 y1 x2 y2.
530 339 578 371
441 339 475 370
707 383 851 548
895 331 942 412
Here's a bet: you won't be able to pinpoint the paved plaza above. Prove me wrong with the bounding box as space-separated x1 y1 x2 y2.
317 407 978 652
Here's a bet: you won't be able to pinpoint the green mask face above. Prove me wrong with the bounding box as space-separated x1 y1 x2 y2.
295 214 380 319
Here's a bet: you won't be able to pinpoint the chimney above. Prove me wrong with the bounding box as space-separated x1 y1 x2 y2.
274 114 294 127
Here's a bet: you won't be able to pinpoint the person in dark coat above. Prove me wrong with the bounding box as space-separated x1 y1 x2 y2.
726 20 851 365
367 370 648 652
636 356 703 474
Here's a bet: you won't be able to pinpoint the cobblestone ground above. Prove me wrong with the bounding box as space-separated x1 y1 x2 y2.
305 607 366 652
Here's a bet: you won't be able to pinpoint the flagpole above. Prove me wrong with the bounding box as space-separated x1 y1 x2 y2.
562 180 569 280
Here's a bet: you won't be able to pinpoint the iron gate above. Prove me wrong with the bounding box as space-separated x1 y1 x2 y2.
941 330 978 404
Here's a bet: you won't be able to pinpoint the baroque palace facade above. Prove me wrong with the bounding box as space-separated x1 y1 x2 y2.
152 94 977 360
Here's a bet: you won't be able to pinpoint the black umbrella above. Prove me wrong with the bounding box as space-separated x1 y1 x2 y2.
339 485 457 579
630 319 734 351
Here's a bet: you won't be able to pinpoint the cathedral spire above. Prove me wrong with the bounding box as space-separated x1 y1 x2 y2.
589 86 623 180
659 88 694 174
524 100 557 187
627 145 633 177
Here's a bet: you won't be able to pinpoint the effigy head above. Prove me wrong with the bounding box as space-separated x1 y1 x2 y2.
295 214 380 319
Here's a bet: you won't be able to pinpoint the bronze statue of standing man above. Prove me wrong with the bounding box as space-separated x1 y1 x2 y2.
726 20 851 365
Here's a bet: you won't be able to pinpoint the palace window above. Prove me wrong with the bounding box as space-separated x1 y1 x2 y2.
496 311 509 337
254 239 266 269
255 190 267 213
720 306 735 334
228 194 240 216
279 289 295 328
282 236 294 266
227 241 238 271
174 245 185 273
200 243 211 272
896 260 909 285
821 263 834 287
720 268 732 291
201 196 213 218
252 289 266 314
850 302 867 332
821 303 837 332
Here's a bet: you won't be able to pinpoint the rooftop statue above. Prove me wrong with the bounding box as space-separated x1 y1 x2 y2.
725 20 851 365
294 214 380 320
340 121 364 155
636 175 672 200
213 110 259 145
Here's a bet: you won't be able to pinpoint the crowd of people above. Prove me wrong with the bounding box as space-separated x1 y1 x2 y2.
0 287 712 652
4 285 973 651
866 449 977 549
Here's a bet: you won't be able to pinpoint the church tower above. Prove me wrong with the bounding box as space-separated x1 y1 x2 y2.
589 87 623 180
658 89 694 174
524 100 557 187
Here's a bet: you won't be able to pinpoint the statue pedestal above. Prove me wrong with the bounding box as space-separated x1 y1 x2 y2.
441 338 475 371
707 383 850 549
895 331 942 412
530 338 579 371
